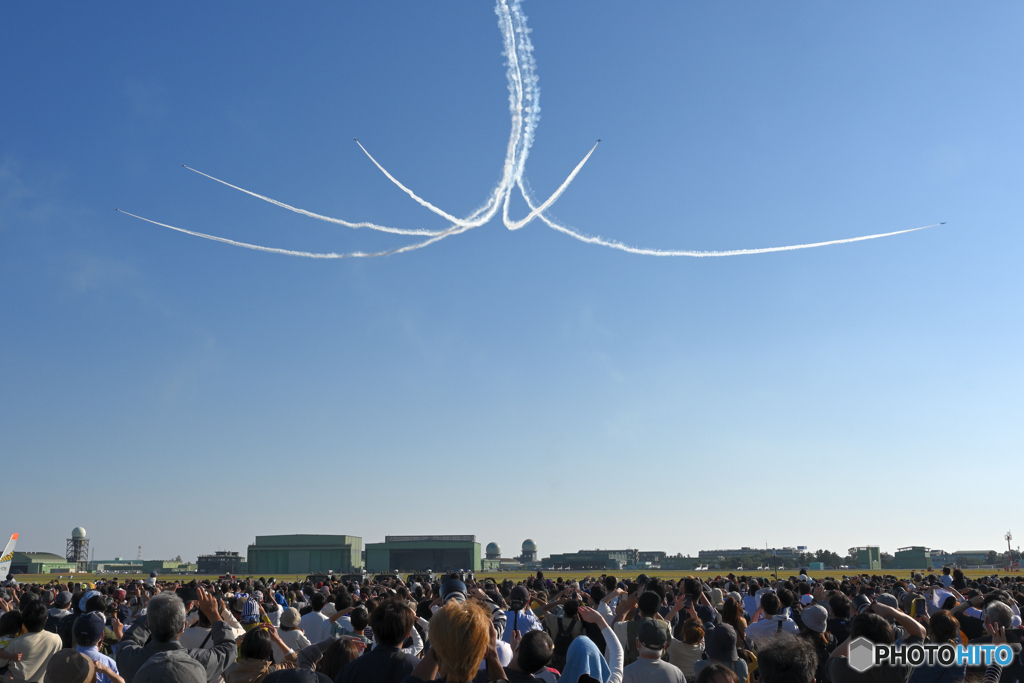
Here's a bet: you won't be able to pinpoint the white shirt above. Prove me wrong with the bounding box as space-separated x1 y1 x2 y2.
745 615 799 648
274 628 311 664
939 574 953 587
179 626 216 650
299 610 332 644
598 600 617 626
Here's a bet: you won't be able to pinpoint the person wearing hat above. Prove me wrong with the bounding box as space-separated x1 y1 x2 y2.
501 585 542 645
613 591 664 666
75 612 121 683
274 608 311 665
796 605 834 683
692 624 749 682
45 649 125 683
44 591 73 634
621 617 684 683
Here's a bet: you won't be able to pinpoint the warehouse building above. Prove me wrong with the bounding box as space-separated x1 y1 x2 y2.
247 535 362 575
365 536 480 573
10 552 77 574
894 546 932 569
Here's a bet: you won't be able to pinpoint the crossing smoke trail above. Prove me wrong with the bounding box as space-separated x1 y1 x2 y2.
118 0 942 258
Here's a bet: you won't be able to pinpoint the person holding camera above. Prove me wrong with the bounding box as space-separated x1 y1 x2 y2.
502 586 542 645
116 586 236 683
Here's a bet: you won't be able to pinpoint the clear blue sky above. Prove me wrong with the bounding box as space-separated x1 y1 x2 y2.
2 1 1022 564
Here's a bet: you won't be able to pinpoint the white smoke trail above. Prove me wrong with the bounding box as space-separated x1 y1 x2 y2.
115 209 476 259
516 178 941 256
119 0 941 260
503 143 597 230
181 165 448 236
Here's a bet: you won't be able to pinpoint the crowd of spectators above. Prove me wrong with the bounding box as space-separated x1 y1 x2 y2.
0 565 1022 682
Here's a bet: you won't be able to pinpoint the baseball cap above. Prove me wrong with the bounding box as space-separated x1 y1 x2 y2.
73 612 106 645
875 593 899 610
802 605 828 633
440 578 467 604
54 591 73 608
800 594 814 605
510 585 530 608
636 618 669 650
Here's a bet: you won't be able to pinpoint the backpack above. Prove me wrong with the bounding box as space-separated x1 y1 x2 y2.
44 612 63 634
550 617 577 671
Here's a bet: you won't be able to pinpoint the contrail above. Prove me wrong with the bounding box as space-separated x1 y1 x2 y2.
115 209 475 259
118 0 942 260
181 165 449 237
517 177 941 256
503 143 598 230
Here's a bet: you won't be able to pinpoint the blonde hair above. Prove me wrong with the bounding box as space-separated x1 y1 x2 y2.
429 600 491 683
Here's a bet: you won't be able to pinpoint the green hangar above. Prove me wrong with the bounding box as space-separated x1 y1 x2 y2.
247 534 363 575
365 535 481 573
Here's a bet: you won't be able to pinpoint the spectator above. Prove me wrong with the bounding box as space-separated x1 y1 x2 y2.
43 592 71 634
827 603 926 683
332 606 371 648
557 606 623 683
336 598 418 683
693 624 748 682
612 591 662 666
757 634 817 683
968 601 1021 683
223 626 300 682
116 587 236 683
276 608 312 664
317 640 362 681
0 609 24 652
300 594 332 645
909 609 965 683
503 587 543 644
828 593 853 644
666 617 704 680
3 599 63 681
44 649 124 683
744 593 797 649
403 600 506 683
694 664 740 683
621 618 684 683
797 605 835 683
74 612 121 683
504 630 554 681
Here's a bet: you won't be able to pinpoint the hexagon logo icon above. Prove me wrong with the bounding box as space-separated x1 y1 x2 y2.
849 636 876 673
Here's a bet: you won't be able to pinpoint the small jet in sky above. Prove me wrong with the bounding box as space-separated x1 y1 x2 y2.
597 139 601 142
940 222 946 224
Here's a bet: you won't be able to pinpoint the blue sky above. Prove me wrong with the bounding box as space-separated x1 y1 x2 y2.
2 1 1022 564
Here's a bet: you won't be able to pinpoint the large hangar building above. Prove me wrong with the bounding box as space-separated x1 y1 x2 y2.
365 535 481 572
247 534 363 575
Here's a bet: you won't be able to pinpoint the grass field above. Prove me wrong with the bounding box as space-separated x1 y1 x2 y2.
10 568 1017 586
